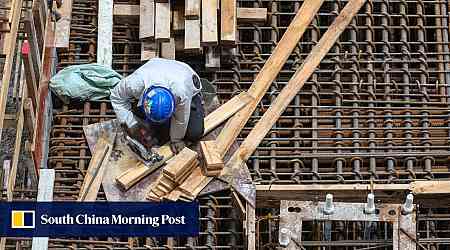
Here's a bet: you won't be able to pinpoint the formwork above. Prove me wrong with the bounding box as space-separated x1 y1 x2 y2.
9 0 450 249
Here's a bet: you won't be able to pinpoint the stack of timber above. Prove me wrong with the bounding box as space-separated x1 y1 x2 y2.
114 0 267 67
199 140 223 176
147 147 198 201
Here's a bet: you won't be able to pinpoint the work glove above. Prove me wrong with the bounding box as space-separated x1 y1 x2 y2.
170 140 185 154
127 123 154 150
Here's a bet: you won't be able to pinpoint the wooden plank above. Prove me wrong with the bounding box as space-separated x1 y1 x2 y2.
237 8 267 23
225 0 367 169
185 0 200 19
205 46 220 69
23 10 42 78
114 4 139 16
31 169 54 250
115 145 173 190
0 0 24 144
97 0 113 66
160 37 175 59
163 147 197 179
201 0 217 45
221 0 236 44
203 92 253 135
78 137 113 201
141 38 158 61
7 79 26 201
200 141 224 174
214 0 325 155
184 19 200 52
246 202 256 250
54 0 73 48
172 9 184 32
155 2 170 42
2 160 10 190
24 98 36 139
139 0 154 39
411 181 450 194
21 41 38 108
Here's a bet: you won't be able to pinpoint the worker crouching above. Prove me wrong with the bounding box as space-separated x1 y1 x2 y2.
110 58 205 153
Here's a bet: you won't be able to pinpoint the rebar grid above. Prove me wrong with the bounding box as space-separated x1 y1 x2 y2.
211 0 450 184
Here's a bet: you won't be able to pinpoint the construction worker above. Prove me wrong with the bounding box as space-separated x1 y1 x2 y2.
110 58 204 153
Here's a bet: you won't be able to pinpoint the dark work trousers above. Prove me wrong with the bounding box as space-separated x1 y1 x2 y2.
133 94 205 145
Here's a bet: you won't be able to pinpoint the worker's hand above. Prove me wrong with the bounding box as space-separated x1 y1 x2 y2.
128 124 154 150
170 140 185 154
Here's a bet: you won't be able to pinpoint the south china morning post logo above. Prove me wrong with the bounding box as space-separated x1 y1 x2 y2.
11 210 35 229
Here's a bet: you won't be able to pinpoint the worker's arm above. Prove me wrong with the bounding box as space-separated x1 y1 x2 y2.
170 97 191 142
110 73 145 128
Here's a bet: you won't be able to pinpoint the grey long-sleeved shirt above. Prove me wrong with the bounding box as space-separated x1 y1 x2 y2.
110 58 201 141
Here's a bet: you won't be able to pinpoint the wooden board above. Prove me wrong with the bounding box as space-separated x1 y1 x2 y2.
54 0 73 48
172 9 184 32
214 0 325 155
237 8 267 23
205 46 220 69
411 181 450 194
31 169 55 250
115 145 173 190
184 19 200 52
21 41 38 108
200 141 224 172
141 39 158 61
227 0 367 166
97 0 113 66
160 37 175 59
139 0 154 39
114 4 140 16
162 147 197 180
78 137 113 201
185 0 200 19
220 0 236 44
155 2 170 42
201 0 218 45
203 92 253 135
0 0 24 144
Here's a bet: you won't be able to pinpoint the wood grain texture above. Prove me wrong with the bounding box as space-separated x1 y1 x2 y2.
185 0 200 19
97 0 113 66
54 0 73 48
163 147 197 179
214 0 325 156
155 2 170 41
139 0 154 39
78 137 113 201
201 0 218 45
160 37 175 59
184 19 200 51
220 0 236 44
141 38 158 61
237 8 267 23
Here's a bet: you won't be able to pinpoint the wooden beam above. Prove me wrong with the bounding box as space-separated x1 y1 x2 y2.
2 160 10 190
201 0 218 45
200 140 223 176
225 0 366 171
24 98 36 139
184 19 200 52
246 202 256 250
31 169 54 250
141 39 158 61
78 137 113 201
203 92 253 135
23 10 42 78
237 8 267 23
155 2 170 42
221 0 236 45
54 0 73 48
163 147 197 179
214 0 325 155
97 0 113 66
160 37 175 59
0 0 24 145
21 40 38 108
185 0 200 19
114 4 139 16
139 0 154 39
115 145 173 190
411 181 450 194
172 8 184 32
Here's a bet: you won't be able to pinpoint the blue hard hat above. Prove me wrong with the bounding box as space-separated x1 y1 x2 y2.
141 86 175 123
